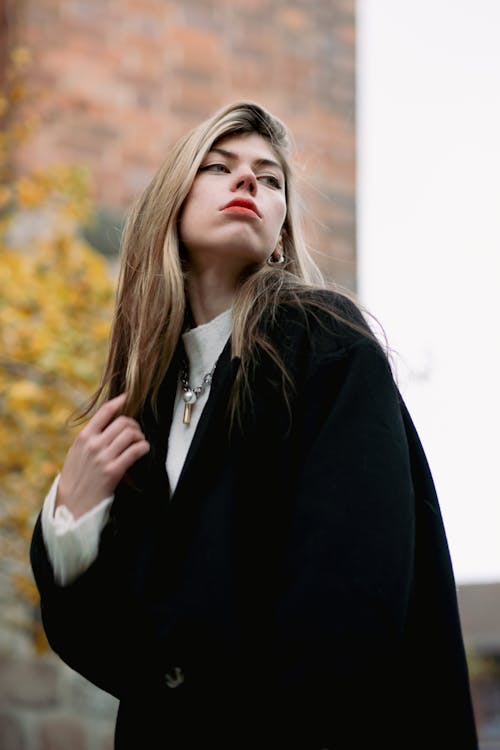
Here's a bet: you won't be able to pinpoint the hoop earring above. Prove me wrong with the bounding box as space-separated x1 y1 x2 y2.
267 236 285 265
266 252 285 265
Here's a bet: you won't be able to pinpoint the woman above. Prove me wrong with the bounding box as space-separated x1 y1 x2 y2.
30 101 478 749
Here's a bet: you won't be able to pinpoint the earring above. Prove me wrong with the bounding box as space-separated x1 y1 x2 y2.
266 253 285 265
266 236 285 266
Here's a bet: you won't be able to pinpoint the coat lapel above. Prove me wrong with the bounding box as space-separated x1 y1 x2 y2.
169 337 238 509
123 334 239 537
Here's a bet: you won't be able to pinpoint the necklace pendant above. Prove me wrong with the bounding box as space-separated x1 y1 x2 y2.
183 401 193 425
182 389 197 425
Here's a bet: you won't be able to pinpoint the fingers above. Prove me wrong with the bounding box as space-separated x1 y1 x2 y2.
79 399 150 481
100 415 143 448
106 440 151 481
57 393 151 517
101 420 149 463
82 393 128 436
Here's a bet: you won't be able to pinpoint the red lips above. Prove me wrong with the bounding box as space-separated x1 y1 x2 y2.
221 198 261 217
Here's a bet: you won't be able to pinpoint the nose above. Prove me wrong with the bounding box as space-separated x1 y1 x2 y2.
232 171 257 195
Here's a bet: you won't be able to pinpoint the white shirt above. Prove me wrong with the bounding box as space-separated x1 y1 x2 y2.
41 308 232 586
166 308 232 492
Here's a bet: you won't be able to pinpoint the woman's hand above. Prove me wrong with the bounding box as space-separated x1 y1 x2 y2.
55 393 150 519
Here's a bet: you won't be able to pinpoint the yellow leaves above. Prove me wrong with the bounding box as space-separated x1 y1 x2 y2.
4 380 44 410
0 192 115 650
8 81 26 104
0 240 114 390
0 224 116 640
0 184 11 208
10 47 31 69
13 574 39 609
15 175 46 208
0 42 119 646
1 45 37 184
91 319 112 339
13 165 94 221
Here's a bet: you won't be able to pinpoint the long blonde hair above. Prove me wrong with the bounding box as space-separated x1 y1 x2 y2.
79 100 375 424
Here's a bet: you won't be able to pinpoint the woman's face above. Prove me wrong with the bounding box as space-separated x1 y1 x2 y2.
179 133 287 272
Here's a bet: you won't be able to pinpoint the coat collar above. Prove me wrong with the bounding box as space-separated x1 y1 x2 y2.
133 335 239 516
170 335 238 506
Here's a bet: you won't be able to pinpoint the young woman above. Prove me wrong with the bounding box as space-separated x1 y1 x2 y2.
30 101 478 749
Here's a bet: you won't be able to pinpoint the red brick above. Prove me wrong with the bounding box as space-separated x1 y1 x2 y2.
39 717 86 750
0 653 58 707
12 0 357 286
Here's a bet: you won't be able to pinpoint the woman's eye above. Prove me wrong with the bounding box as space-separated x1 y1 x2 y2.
259 175 282 189
199 163 229 173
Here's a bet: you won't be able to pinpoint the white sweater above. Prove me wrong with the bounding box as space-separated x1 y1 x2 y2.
42 308 232 586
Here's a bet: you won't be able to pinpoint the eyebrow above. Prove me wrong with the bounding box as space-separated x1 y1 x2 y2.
206 146 284 174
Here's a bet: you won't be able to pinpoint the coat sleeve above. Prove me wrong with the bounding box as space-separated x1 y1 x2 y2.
246 331 477 748
251 339 421 742
29 483 160 700
30 511 128 698
277 341 415 639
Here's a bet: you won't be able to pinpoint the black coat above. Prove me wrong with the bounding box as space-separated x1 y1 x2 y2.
30 292 478 749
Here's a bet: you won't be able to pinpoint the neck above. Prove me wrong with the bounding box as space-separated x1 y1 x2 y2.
186 271 236 326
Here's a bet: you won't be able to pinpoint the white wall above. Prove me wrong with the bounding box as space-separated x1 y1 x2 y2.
357 0 500 584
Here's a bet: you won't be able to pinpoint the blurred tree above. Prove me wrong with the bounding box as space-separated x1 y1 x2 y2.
0 46 115 648
81 205 125 258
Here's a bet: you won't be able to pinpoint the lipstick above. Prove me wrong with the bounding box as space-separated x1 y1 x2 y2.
221 198 261 217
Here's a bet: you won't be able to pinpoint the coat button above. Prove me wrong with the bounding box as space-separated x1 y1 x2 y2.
164 666 185 688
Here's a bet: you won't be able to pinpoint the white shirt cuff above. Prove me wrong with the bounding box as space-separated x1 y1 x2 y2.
41 474 114 586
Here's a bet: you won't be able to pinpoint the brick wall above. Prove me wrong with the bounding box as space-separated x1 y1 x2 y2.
0 1 9 85
13 0 357 288
3 5 500 748
0 647 117 750
1 3 358 748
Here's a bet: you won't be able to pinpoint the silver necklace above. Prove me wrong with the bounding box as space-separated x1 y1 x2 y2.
180 358 217 425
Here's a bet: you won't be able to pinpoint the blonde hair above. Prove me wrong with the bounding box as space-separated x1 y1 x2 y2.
78 100 374 425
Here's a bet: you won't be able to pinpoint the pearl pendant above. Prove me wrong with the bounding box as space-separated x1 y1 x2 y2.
183 389 197 405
